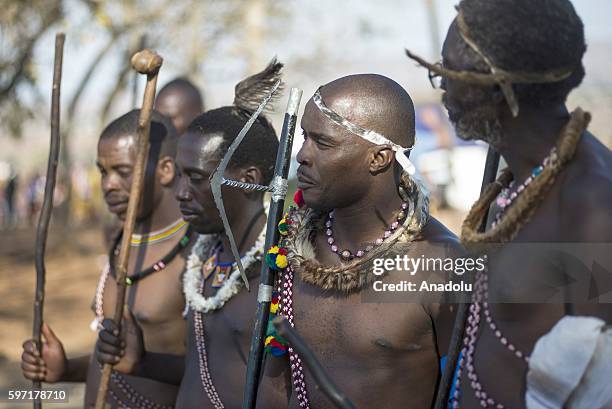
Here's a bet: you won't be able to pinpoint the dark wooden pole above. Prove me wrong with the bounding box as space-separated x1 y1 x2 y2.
433 146 500 409
32 32 65 409
243 88 302 408
273 317 357 409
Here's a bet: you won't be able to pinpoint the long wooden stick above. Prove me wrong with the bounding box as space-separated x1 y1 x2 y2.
131 34 147 109
32 32 65 409
433 146 500 409
94 49 163 409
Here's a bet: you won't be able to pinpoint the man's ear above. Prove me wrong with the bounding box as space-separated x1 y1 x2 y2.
239 166 264 188
157 156 176 186
490 84 515 120
369 146 394 175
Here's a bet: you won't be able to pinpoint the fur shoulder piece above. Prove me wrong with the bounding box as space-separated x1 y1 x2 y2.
279 175 429 292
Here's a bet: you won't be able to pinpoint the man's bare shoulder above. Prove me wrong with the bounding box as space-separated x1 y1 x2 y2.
386 217 465 263
561 132 612 241
572 130 612 174
419 216 464 252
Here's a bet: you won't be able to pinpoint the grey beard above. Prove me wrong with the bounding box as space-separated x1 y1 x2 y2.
454 115 503 150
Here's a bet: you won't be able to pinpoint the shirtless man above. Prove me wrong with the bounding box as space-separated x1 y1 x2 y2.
155 78 204 136
259 74 462 409
96 61 288 408
406 0 612 407
21 110 194 408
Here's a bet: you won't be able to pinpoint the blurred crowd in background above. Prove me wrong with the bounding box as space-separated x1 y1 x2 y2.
0 161 102 229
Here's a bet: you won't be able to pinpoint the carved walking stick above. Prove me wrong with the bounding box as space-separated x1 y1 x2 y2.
94 49 163 409
32 32 65 409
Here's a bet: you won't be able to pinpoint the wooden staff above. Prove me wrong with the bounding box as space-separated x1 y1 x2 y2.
131 34 147 108
433 146 500 409
32 32 64 409
94 49 163 409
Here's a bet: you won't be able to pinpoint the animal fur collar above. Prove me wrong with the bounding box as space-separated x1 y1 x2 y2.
280 174 429 292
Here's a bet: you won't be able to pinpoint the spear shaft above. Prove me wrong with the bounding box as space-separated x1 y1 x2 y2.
243 88 302 409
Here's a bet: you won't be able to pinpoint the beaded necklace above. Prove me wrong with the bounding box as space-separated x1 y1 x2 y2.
491 149 557 229
325 200 409 260
90 223 193 408
455 109 590 408
267 173 429 293
111 226 193 286
93 359 174 409
188 229 265 408
130 218 187 246
454 155 560 407
104 363 173 409
91 224 193 331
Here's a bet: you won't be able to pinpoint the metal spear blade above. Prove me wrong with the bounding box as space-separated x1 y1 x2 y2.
209 79 282 290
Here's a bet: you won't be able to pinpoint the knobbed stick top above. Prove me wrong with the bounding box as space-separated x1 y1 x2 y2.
131 49 163 75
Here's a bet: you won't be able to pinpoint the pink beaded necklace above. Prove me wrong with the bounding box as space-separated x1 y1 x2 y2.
194 311 225 408
451 268 530 409
92 263 174 409
277 265 311 408
491 148 557 228
325 201 409 260
192 257 226 409
453 148 558 407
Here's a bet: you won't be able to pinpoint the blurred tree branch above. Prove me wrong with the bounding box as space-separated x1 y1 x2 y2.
0 0 63 138
0 0 288 142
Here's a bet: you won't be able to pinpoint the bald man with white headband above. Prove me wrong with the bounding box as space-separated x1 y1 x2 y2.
258 74 465 409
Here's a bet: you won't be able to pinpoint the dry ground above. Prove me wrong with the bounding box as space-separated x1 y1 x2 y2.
0 223 105 408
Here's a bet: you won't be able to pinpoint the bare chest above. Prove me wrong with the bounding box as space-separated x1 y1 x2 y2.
291 278 435 363
199 276 260 339
102 255 185 325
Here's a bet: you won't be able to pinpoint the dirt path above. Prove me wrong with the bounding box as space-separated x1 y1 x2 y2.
0 225 105 408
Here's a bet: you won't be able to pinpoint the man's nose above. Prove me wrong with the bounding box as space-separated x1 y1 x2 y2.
175 176 192 202
101 174 121 194
296 138 312 166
